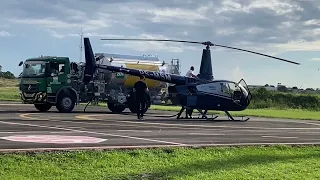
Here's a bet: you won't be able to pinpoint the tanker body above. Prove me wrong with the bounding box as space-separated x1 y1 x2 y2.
93 53 177 113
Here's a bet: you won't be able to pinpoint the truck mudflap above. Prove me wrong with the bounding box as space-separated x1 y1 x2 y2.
21 92 48 103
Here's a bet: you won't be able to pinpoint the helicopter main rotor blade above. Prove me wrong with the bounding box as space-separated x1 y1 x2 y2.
100 38 204 45
100 38 300 65
213 44 300 65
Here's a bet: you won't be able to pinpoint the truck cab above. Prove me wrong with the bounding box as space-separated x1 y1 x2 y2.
19 56 77 112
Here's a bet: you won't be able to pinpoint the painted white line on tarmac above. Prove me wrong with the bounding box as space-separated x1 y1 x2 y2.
74 114 320 130
0 120 187 146
262 135 298 139
188 133 225 136
117 130 152 133
0 131 38 134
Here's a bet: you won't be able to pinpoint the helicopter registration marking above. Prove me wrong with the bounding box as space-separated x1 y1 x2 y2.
196 83 219 93
139 70 172 82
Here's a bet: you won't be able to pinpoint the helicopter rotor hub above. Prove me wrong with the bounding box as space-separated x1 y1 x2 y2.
202 41 214 46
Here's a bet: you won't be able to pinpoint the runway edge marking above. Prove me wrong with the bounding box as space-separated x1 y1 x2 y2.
0 120 187 146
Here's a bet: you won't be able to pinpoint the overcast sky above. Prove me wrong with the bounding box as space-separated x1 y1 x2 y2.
0 0 320 88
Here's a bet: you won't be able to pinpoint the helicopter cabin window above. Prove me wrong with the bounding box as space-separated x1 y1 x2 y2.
220 82 231 94
228 83 241 93
220 82 241 96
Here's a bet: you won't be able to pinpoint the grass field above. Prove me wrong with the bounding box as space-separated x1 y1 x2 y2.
0 87 20 101
0 78 20 101
0 145 319 179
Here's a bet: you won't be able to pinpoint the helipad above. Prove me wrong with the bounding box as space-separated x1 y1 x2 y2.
0 135 107 144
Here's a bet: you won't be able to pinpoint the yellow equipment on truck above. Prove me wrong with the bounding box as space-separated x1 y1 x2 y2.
93 53 180 113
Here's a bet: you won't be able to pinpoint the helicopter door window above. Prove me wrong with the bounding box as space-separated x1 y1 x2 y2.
220 82 231 95
228 83 241 94
228 83 242 101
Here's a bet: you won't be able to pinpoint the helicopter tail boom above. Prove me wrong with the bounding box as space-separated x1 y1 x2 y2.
97 64 187 85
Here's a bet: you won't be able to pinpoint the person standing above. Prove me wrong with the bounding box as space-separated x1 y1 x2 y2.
133 75 149 120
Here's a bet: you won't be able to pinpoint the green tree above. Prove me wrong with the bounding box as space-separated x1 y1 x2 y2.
0 71 15 79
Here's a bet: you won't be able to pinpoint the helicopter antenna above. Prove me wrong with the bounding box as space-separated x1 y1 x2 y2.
79 28 83 62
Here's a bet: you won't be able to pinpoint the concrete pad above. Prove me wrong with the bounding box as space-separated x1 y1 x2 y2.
0 103 320 152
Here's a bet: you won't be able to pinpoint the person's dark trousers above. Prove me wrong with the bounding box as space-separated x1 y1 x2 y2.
136 97 146 118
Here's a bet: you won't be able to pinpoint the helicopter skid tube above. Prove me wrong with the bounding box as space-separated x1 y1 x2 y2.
224 111 250 122
176 106 219 120
175 106 249 121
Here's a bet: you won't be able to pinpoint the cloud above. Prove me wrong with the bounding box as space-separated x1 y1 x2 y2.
0 31 12 37
1 0 320 55
231 66 245 82
274 39 320 52
311 58 320 61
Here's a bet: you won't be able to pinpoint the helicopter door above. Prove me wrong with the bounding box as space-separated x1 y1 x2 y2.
237 79 252 103
238 79 249 92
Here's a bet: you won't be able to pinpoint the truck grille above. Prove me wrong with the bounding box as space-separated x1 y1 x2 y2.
21 84 39 92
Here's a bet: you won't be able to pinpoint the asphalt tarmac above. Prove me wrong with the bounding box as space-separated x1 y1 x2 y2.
0 102 320 152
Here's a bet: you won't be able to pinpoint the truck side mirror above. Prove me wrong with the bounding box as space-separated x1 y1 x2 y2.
18 61 23 66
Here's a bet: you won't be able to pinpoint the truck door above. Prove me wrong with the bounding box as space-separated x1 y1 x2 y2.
47 62 67 96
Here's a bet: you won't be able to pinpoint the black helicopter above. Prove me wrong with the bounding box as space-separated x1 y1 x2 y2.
83 37 300 121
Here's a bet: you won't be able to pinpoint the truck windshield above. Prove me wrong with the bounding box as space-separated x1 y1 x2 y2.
21 61 46 78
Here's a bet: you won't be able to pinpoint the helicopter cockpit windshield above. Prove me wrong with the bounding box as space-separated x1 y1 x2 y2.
219 81 251 105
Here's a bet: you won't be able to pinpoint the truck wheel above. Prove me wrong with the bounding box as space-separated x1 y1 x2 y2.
34 103 52 112
108 103 125 113
56 92 76 113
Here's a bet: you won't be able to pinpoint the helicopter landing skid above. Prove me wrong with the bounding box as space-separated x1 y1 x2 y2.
175 106 249 122
196 108 219 120
224 111 250 122
176 107 218 120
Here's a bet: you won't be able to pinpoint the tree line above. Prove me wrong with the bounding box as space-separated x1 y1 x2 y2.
0 71 15 79
249 87 320 110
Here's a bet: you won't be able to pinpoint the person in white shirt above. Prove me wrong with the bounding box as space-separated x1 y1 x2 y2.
185 66 197 78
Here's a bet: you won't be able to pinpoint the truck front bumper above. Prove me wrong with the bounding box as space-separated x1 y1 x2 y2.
20 92 48 104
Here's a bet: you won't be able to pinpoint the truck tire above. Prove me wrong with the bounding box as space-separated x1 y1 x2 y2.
34 103 52 112
56 92 76 113
107 103 126 113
